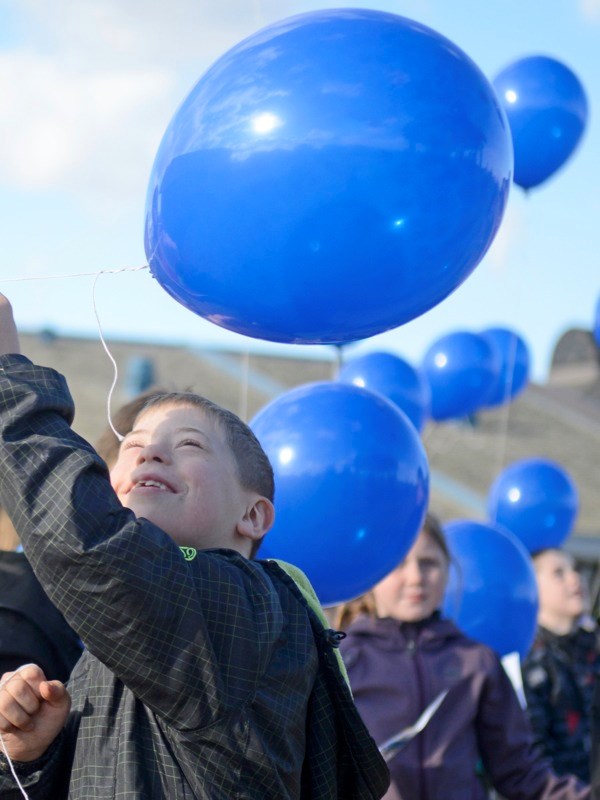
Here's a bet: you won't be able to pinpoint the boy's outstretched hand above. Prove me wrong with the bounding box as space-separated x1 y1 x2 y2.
0 294 20 356
0 664 70 762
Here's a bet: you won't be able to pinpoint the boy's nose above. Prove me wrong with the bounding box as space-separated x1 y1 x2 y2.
136 443 170 464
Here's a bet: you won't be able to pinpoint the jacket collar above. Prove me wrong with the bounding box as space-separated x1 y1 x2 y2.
344 612 463 650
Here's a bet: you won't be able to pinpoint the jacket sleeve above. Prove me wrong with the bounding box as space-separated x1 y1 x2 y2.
0 355 281 731
521 648 557 762
0 731 70 799
591 680 600 800
475 649 589 799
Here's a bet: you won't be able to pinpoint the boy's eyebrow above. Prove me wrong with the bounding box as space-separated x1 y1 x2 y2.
123 426 211 439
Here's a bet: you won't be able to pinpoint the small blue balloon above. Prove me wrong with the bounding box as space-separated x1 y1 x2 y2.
442 519 538 659
250 381 429 605
338 351 431 432
487 458 579 552
145 9 512 344
594 297 600 348
421 331 500 421
493 55 588 190
480 327 530 407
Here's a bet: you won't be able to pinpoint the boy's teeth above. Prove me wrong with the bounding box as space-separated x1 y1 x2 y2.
138 480 166 489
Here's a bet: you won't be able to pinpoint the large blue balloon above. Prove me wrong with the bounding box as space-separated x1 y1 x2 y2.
480 327 530 407
338 351 431 432
250 381 429 605
442 519 538 659
493 56 588 190
421 331 500 421
487 458 579 552
145 9 512 344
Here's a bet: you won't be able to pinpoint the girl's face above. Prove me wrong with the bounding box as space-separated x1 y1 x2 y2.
372 529 449 622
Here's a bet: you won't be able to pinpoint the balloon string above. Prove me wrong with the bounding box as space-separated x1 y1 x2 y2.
494 336 518 478
91 269 146 442
0 265 148 283
0 731 28 799
0 265 148 442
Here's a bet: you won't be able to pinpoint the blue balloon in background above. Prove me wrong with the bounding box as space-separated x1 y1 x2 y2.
145 9 512 344
480 327 530 407
594 297 600 348
338 351 431 432
493 55 588 190
250 381 429 605
442 519 538 659
487 458 579 552
421 331 500 421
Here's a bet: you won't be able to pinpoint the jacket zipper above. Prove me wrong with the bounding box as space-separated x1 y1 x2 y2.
407 635 428 800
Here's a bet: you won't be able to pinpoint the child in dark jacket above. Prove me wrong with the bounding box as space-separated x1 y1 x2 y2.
0 294 388 800
522 548 600 783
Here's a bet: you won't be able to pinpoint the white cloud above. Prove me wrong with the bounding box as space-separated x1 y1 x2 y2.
0 0 294 205
0 49 174 201
579 0 600 22
0 0 430 205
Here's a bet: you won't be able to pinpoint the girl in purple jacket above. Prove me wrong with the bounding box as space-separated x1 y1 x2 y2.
338 514 589 800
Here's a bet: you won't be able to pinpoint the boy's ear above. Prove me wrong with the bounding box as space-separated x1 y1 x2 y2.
237 496 275 542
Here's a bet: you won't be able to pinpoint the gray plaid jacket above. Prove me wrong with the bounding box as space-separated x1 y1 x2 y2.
0 356 388 800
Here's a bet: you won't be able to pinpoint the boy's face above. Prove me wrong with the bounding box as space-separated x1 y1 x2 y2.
110 402 253 550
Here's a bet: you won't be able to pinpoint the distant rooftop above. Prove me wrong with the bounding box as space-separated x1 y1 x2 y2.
19 327 600 542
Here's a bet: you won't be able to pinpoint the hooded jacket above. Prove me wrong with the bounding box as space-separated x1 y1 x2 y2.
522 624 600 781
340 613 589 800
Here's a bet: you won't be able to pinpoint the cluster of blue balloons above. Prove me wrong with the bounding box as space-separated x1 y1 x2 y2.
444 458 579 657
334 325 530 433
145 8 512 344
493 55 588 190
421 327 530 421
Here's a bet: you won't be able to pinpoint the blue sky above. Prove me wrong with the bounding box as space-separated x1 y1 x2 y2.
0 0 598 381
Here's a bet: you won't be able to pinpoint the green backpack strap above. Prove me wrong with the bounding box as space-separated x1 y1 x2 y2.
271 559 351 688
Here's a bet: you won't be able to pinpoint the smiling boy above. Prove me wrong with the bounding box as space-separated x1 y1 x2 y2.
0 295 388 799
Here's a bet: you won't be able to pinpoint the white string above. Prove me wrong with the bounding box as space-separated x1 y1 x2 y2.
1 264 148 441
0 265 148 284
0 732 28 799
91 269 144 443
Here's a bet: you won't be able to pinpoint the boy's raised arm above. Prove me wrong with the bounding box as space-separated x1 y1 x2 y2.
0 295 275 731
0 295 20 356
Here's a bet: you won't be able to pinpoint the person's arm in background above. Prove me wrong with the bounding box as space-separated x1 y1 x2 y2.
591 680 600 800
476 649 589 799
521 646 559 766
0 297 19 357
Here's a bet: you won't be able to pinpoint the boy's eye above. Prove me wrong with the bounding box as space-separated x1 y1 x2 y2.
178 439 203 449
122 439 143 451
